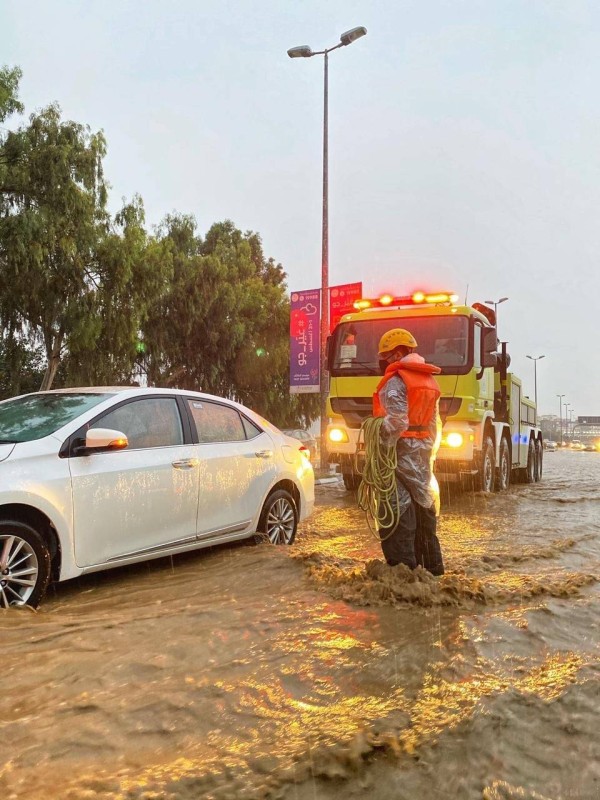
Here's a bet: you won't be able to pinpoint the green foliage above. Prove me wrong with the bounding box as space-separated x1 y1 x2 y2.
143 219 318 427
0 101 107 389
0 333 45 399
0 66 318 428
64 196 172 387
0 66 23 124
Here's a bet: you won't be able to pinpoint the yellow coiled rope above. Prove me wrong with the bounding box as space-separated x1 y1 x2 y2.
356 416 402 539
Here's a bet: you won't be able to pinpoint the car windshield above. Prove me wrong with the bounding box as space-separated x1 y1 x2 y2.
0 392 114 443
331 315 470 375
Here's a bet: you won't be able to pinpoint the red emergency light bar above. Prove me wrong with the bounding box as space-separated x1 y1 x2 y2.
353 290 459 311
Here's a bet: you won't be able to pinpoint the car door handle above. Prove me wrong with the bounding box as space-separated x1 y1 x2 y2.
255 449 273 459
172 458 199 469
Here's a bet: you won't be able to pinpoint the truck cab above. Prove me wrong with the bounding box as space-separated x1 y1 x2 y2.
326 290 543 492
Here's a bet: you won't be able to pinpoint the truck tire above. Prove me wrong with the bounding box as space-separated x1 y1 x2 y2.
525 439 536 484
495 436 510 492
534 439 543 482
476 435 495 493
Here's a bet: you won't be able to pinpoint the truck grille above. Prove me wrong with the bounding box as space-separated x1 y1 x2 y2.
331 396 462 429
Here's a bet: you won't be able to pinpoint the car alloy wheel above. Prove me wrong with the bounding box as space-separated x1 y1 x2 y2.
260 489 298 545
0 523 51 608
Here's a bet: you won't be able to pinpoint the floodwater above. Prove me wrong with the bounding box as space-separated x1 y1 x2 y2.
1 451 599 800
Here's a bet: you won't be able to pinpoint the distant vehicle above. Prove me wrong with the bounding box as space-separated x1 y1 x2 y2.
544 440 557 452
0 387 315 608
282 428 319 460
570 440 584 450
582 442 599 452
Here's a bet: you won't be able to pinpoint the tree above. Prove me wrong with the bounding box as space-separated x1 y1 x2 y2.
143 219 319 427
0 102 107 390
64 196 172 387
0 65 23 125
0 67 319 425
0 334 45 399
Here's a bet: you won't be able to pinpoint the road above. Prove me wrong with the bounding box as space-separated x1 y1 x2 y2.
1 450 599 800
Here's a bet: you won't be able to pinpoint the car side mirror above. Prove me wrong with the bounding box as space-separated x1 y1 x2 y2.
85 428 129 451
481 327 498 367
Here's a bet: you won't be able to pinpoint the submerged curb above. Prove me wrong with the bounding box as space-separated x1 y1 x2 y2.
315 476 341 485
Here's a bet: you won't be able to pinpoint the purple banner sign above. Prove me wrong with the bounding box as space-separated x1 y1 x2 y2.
290 289 321 394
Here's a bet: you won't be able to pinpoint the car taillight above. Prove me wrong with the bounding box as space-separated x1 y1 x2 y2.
299 445 311 460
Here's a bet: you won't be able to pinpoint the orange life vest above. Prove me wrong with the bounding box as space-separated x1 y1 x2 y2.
373 358 441 439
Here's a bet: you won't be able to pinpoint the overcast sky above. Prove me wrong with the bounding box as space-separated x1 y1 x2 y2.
3 0 599 416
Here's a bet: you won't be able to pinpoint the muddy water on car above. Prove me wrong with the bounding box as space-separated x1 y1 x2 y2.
1 451 598 800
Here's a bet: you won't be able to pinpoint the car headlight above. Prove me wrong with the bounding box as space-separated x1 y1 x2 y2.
445 432 464 448
328 427 349 443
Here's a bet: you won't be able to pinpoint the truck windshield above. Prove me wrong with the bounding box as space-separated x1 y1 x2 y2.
0 392 114 443
331 316 470 376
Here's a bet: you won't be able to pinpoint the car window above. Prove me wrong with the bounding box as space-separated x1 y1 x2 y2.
242 416 262 440
0 392 113 443
93 398 183 449
187 399 246 443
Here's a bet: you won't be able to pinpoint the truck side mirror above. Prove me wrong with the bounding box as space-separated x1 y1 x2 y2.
481 327 498 367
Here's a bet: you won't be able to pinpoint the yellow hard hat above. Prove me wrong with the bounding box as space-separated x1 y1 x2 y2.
378 328 418 356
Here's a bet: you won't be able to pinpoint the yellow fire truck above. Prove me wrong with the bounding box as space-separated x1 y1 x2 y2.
325 290 543 491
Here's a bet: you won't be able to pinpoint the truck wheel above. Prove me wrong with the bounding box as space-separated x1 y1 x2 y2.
343 472 361 492
476 435 495 493
495 437 510 492
525 439 536 483
534 439 543 482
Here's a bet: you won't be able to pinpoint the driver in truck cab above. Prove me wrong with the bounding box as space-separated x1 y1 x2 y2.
374 328 445 575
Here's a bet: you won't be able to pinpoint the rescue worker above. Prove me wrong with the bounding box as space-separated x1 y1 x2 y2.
373 328 445 575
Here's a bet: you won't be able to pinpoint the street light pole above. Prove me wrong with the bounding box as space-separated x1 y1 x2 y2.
570 409 576 442
526 354 545 420
321 48 329 464
484 296 509 334
556 394 565 445
288 27 367 470
564 403 570 441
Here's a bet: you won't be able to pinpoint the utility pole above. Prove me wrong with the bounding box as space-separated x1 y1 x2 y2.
556 394 564 445
288 27 367 470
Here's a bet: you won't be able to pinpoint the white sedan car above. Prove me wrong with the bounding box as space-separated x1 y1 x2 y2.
0 387 314 608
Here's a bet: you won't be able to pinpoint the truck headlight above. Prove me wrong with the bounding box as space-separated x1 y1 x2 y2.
328 427 349 443
445 432 464 448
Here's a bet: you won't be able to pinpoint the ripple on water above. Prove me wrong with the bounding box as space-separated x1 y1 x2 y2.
296 551 597 610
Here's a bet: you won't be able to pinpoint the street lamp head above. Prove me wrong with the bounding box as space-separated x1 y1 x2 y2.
287 45 313 58
499 297 509 304
340 26 367 46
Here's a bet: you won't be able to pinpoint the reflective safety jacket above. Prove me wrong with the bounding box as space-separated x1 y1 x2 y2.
373 357 441 439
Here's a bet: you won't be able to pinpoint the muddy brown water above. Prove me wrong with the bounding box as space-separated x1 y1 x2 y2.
1 450 599 800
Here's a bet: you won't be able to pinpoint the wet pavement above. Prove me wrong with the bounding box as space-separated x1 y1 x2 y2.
1 450 599 799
